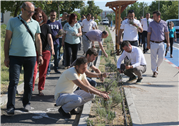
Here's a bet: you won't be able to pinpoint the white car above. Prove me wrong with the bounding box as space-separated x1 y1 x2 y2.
102 19 109 25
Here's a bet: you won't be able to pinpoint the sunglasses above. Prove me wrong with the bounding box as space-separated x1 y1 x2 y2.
24 8 35 14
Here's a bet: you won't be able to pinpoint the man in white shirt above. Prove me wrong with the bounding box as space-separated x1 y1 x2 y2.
81 13 95 34
71 48 108 87
54 57 109 118
141 13 153 53
91 16 98 29
118 10 143 46
117 41 147 84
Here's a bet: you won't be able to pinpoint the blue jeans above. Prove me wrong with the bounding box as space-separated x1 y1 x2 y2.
87 77 97 87
47 44 60 72
7 56 36 109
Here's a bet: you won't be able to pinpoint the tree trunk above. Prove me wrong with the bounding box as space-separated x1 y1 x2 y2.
14 2 21 17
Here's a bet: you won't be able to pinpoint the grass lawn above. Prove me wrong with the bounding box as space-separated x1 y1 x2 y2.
1 24 24 94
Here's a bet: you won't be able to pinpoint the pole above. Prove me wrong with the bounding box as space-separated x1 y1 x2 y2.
143 3 144 17
158 1 160 11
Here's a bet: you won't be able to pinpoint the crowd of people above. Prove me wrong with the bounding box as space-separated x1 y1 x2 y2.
3 1 175 119
4 1 109 117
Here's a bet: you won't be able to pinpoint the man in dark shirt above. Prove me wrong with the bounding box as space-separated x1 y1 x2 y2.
47 10 62 74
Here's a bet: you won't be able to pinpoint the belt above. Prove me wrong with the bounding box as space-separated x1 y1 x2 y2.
129 41 137 43
150 40 163 43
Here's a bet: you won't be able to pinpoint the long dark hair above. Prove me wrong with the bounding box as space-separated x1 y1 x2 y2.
32 7 47 24
69 13 77 24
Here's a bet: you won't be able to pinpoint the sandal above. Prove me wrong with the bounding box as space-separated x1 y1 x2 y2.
39 91 44 96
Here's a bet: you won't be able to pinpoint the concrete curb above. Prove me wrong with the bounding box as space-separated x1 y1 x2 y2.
108 27 141 126
0 73 39 107
124 88 142 126
78 50 102 126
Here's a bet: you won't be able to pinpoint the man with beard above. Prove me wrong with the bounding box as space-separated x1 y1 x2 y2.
117 41 147 84
118 10 143 46
55 57 109 118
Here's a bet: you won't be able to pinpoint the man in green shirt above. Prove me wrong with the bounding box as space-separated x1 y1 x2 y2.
4 2 43 115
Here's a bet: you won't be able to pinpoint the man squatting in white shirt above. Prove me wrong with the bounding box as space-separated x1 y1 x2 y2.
117 41 147 84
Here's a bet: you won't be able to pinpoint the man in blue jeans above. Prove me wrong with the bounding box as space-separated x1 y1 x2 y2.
47 10 62 74
4 2 43 115
71 48 108 87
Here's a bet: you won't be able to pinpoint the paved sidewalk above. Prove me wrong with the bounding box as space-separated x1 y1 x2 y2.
109 28 179 126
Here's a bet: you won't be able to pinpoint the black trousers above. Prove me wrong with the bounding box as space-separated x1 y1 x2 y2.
166 38 174 55
138 32 142 45
142 31 148 52
65 42 79 67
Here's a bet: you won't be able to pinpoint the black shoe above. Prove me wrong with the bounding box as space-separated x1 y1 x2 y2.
58 107 71 118
126 76 137 83
70 108 80 115
136 78 143 84
7 108 14 115
55 70 61 73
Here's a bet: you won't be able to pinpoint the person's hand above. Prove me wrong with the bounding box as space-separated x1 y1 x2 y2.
62 41 64 46
175 38 177 42
105 53 108 58
147 44 150 50
38 56 43 66
4 58 10 67
118 68 124 73
51 48 55 55
167 42 170 48
102 73 108 78
100 77 105 82
92 45 95 48
76 33 81 37
125 65 132 70
100 93 109 100
132 23 137 27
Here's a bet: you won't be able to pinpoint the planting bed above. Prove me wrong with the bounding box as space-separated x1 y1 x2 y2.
85 27 132 126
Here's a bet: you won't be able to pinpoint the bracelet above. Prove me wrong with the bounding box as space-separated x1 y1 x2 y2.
136 26 138 28
39 54 43 56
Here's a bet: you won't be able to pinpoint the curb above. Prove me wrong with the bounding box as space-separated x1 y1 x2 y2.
109 27 142 126
78 50 102 126
0 73 39 107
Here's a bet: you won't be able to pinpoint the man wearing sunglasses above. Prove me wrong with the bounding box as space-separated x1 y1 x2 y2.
4 2 43 115
118 10 143 47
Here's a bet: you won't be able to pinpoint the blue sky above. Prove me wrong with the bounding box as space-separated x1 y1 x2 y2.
81 0 154 11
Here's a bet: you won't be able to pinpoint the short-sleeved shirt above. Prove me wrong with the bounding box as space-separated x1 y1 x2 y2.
120 19 142 41
47 20 62 45
81 19 95 32
40 24 52 51
169 27 176 38
54 67 87 100
63 22 81 44
86 30 103 42
141 18 153 31
148 20 168 41
6 15 41 57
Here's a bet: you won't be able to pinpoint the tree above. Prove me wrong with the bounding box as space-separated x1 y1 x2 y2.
162 1 178 20
73 11 81 21
0 0 46 17
45 0 85 17
80 1 102 21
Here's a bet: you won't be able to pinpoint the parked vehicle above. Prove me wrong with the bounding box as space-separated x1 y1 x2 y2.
166 19 179 36
102 19 109 25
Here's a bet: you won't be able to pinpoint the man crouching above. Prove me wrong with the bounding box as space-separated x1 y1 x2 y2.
54 57 109 118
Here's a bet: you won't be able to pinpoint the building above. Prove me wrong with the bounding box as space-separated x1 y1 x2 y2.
1 11 13 25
